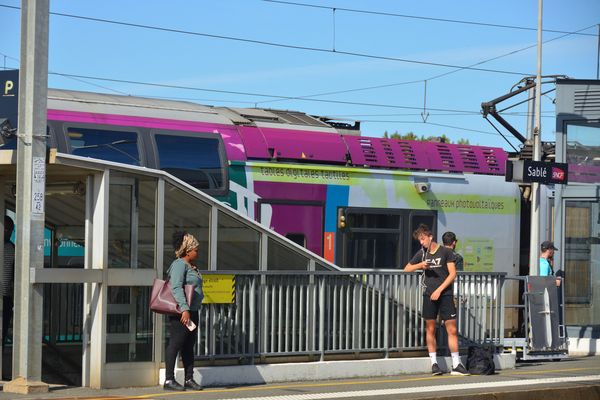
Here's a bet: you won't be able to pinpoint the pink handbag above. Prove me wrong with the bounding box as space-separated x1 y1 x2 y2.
149 277 194 315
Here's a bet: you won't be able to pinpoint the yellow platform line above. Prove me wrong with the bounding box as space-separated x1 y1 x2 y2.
79 366 600 400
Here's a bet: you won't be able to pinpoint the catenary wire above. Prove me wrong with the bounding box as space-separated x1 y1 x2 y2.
45 72 489 114
263 0 598 37
0 4 532 76
255 23 597 105
0 4 569 143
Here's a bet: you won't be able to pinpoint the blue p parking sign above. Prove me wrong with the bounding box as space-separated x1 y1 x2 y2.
0 69 19 130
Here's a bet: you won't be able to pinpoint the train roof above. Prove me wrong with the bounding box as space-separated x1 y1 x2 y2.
48 88 233 125
48 89 347 133
46 88 508 176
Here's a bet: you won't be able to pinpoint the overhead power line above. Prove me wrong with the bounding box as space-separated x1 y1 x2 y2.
0 51 129 95
47 71 488 114
264 0 598 37
0 51 541 116
256 23 597 105
330 111 555 117
0 4 531 76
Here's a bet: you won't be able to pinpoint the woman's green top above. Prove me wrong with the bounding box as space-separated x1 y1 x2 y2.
168 258 203 312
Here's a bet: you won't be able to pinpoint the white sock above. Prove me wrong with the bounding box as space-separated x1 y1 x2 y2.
451 352 461 368
429 352 437 365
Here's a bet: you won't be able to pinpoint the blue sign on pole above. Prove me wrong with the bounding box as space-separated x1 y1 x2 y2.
0 69 19 131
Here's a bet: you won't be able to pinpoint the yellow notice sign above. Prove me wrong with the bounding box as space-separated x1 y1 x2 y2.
202 274 235 304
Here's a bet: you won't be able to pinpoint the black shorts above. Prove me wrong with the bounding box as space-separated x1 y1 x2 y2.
423 294 456 320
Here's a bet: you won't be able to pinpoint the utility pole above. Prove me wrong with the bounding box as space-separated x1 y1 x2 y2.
596 24 599 80
4 0 49 394
528 0 543 276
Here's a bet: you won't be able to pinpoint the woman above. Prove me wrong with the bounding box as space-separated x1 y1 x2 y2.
164 231 204 391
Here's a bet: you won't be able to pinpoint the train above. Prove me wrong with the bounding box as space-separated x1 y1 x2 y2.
0 88 526 276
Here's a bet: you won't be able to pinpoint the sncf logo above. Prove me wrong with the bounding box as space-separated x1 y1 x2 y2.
552 167 566 182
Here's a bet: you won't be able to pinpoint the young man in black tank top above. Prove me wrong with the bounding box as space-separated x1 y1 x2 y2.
405 224 469 376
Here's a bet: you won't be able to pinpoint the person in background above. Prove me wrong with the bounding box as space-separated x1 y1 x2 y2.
405 224 469 376
539 240 561 287
442 231 463 272
163 231 204 392
1 216 15 347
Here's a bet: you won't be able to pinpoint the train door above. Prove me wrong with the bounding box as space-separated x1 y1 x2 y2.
335 207 437 269
258 200 324 256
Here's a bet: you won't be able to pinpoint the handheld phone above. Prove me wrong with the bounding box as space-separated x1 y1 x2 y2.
186 319 196 331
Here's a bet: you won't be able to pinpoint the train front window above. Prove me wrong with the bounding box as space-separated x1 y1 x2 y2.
67 127 140 166
155 134 225 192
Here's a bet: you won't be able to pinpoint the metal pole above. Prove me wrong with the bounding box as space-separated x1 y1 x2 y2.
596 24 599 80
526 85 535 140
529 0 543 276
4 0 49 394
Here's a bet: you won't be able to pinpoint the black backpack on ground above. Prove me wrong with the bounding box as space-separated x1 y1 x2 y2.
466 345 496 375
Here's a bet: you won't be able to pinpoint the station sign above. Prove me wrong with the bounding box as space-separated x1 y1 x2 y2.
506 160 568 185
0 69 19 131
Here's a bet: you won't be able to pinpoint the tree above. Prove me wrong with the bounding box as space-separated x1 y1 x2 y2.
380 130 469 144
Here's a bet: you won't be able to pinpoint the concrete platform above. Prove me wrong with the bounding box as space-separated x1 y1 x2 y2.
0 355 598 400
164 353 516 387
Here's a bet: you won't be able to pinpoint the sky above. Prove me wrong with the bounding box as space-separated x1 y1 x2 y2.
1 0 599 151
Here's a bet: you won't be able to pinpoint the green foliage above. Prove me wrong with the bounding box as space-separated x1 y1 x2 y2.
381 130 469 144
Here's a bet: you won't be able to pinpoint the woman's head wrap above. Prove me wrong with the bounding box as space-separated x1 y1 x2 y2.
175 233 199 258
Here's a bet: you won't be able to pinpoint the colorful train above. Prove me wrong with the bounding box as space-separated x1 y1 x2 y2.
3 88 523 276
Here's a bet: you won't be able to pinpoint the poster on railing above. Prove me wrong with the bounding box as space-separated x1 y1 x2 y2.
202 274 235 304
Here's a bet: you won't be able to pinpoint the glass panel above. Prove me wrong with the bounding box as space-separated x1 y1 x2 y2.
217 211 260 270
44 183 86 268
566 124 600 168
347 212 400 229
108 174 157 269
267 238 309 270
315 262 330 271
564 201 592 305
67 127 140 165
164 184 211 272
155 134 224 191
339 208 411 269
42 283 83 343
109 183 132 268
285 233 306 247
106 286 153 363
345 232 400 269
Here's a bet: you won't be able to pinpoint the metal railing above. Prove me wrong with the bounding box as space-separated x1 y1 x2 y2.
196 271 506 361
38 271 506 362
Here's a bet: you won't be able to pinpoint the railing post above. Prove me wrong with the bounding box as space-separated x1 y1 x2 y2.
499 275 506 348
259 232 268 361
352 275 361 351
307 261 316 355
383 274 389 358
318 276 325 361
248 275 256 364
